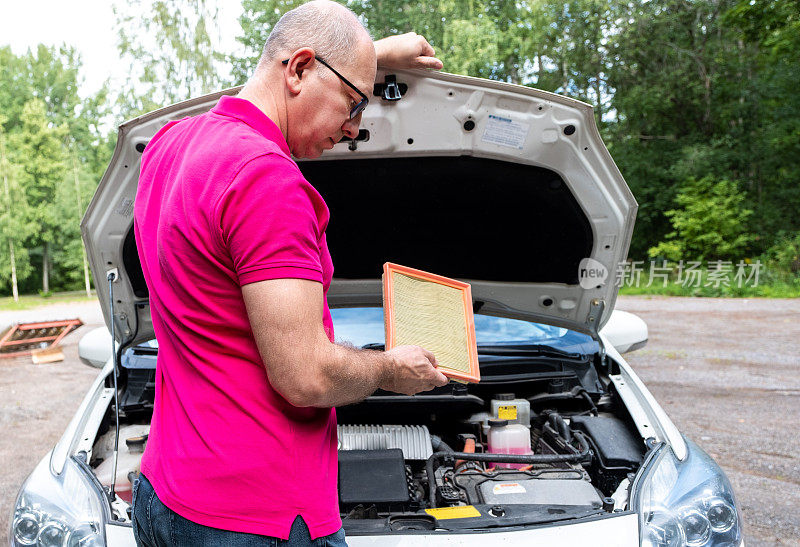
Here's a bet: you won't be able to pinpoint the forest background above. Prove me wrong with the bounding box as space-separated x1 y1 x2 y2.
1 0 798 300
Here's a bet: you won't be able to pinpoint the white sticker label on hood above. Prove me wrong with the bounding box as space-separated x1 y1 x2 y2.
482 115 529 150
493 482 526 495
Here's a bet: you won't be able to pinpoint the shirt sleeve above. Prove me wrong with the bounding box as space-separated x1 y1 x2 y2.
214 154 329 287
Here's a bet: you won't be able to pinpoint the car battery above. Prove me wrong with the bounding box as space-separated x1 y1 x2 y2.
479 478 602 507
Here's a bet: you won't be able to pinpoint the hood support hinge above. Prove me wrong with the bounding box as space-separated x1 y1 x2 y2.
587 298 607 360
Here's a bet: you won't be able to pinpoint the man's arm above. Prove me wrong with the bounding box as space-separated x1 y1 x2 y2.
374 33 444 70
242 277 449 408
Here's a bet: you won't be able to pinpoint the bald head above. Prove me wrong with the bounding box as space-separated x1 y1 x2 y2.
258 0 372 70
240 0 376 159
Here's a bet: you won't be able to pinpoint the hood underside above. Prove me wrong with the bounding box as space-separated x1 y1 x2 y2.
82 69 636 346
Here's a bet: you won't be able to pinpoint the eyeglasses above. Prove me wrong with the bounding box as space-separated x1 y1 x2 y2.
282 56 369 119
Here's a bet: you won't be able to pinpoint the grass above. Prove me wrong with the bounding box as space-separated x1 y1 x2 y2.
619 283 800 297
0 291 98 311
618 268 800 298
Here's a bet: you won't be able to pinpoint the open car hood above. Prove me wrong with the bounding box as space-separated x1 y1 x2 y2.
82 69 636 346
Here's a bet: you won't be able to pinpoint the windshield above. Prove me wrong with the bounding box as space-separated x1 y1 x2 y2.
331 307 598 355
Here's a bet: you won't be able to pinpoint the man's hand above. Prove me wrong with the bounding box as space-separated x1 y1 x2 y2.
374 33 444 70
243 278 448 407
381 345 450 395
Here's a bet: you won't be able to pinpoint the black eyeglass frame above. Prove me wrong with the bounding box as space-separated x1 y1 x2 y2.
281 56 369 119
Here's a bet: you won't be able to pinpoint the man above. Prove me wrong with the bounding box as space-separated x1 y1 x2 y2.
131 1 449 545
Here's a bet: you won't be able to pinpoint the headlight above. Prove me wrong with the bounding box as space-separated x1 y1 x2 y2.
10 454 106 547
633 439 742 547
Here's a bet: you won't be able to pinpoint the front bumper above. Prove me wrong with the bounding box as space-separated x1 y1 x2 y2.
106 512 638 546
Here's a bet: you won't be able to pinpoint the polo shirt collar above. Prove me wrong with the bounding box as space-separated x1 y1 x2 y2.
212 95 291 156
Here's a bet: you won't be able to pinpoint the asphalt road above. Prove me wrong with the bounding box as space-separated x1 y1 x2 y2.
1 296 798 545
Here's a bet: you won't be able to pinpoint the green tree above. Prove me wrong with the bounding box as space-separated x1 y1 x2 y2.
760 231 800 279
0 119 35 300
55 142 97 295
0 45 114 296
649 176 752 262
4 44 114 181
0 45 85 131
235 1 617 108
10 99 68 294
235 1 506 81
234 0 307 83
73 85 117 182
228 0 800 266
0 47 31 131
604 0 761 256
114 0 231 116
724 0 800 247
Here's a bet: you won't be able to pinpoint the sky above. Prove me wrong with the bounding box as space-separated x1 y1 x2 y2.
0 0 244 98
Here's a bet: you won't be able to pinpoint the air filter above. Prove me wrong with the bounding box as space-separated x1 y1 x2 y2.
382 263 480 383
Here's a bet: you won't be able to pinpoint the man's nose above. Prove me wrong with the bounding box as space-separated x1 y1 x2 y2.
341 115 361 139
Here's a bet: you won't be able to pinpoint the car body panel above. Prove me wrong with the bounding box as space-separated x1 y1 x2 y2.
50 359 115 475
103 511 638 546
601 333 687 460
78 326 118 368
599 310 648 353
106 523 136 546
82 69 636 348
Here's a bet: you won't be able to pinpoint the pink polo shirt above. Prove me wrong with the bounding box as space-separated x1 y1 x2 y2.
134 95 339 539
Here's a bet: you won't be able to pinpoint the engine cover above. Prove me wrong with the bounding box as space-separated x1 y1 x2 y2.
338 449 410 506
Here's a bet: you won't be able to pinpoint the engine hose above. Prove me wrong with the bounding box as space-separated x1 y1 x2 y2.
529 409 553 450
549 412 573 444
579 390 599 416
430 434 454 453
426 432 592 508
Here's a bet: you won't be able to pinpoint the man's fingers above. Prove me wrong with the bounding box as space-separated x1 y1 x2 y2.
421 347 437 365
415 56 444 70
375 32 444 70
418 37 436 58
414 35 442 69
419 347 447 386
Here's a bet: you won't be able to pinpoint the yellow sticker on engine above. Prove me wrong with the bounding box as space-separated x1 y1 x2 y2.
498 405 517 420
425 506 482 520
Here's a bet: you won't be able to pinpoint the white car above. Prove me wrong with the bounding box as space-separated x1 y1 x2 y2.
11 69 741 547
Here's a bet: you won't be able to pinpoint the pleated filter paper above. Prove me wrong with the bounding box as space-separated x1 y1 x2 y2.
382 263 480 383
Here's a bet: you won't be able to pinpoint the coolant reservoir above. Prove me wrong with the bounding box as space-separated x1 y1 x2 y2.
94 427 148 503
487 419 533 469
491 393 531 427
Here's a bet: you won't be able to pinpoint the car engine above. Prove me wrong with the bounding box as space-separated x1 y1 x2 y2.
89 345 646 528
333 389 644 521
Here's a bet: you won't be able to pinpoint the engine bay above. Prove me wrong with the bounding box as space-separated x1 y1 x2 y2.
88 343 646 530
332 385 644 530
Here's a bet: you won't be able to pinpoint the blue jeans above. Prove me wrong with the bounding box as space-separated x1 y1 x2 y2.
132 473 347 547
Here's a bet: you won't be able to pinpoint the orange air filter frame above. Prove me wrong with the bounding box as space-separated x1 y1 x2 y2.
382 262 480 383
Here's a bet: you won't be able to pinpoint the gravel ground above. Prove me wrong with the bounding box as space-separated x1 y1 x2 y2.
1 296 798 544
617 296 800 546
0 300 105 536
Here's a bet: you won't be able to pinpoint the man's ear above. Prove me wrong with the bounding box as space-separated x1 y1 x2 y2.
284 48 316 95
